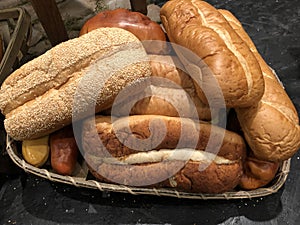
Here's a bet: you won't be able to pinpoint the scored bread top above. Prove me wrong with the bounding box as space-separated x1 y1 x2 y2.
160 0 265 108
220 9 300 161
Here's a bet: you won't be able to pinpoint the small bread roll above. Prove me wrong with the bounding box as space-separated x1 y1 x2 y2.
80 8 168 54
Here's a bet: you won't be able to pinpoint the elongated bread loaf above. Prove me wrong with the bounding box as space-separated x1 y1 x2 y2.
0 27 151 140
113 54 211 120
160 0 265 108
220 9 300 161
82 115 246 193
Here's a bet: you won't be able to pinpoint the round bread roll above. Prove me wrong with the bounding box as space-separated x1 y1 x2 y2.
239 156 280 190
220 9 300 161
160 0 265 108
79 8 168 54
0 27 151 140
82 115 246 193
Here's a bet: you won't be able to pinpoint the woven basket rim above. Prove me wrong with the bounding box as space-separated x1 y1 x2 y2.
0 7 31 84
6 135 290 200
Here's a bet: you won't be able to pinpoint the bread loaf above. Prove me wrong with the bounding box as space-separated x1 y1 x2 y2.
0 27 151 140
80 8 168 54
239 156 279 190
82 115 246 193
113 54 211 120
50 125 79 175
160 0 265 108
220 9 300 161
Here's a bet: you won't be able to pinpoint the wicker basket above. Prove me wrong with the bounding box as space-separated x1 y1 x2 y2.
0 7 31 174
1 9 290 199
0 7 31 84
6 135 290 200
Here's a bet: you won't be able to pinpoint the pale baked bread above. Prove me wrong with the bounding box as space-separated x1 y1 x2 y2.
220 9 300 161
160 0 265 108
0 27 151 140
113 54 212 120
82 115 246 193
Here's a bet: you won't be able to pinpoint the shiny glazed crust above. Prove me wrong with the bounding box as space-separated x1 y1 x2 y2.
79 8 168 54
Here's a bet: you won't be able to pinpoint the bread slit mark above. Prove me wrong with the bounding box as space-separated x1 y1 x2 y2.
102 149 234 165
261 100 299 124
262 71 274 80
268 67 285 88
191 0 207 23
190 0 253 95
209 26 253 93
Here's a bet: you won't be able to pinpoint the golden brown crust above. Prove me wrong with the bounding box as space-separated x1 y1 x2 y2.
149 55 194 89
0 28 151 140
82 115 246 193
115 55 211 120
239 156 279 190
220 9 300 161
160 0 264 108
79 8 168 54
83 115 246 160
87 159 243 194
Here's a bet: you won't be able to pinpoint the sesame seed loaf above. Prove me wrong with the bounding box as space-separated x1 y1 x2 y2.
0 27 151 140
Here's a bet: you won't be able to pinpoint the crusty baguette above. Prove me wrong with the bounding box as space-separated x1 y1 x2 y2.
82 115 246 193
0 27 151 140
113 54 211 120
160 0 265 108
220 9 300 161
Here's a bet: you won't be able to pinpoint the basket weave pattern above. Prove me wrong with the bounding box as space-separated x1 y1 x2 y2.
6 135 290 199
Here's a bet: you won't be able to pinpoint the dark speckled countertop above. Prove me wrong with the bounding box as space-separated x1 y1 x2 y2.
0 0 300 224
